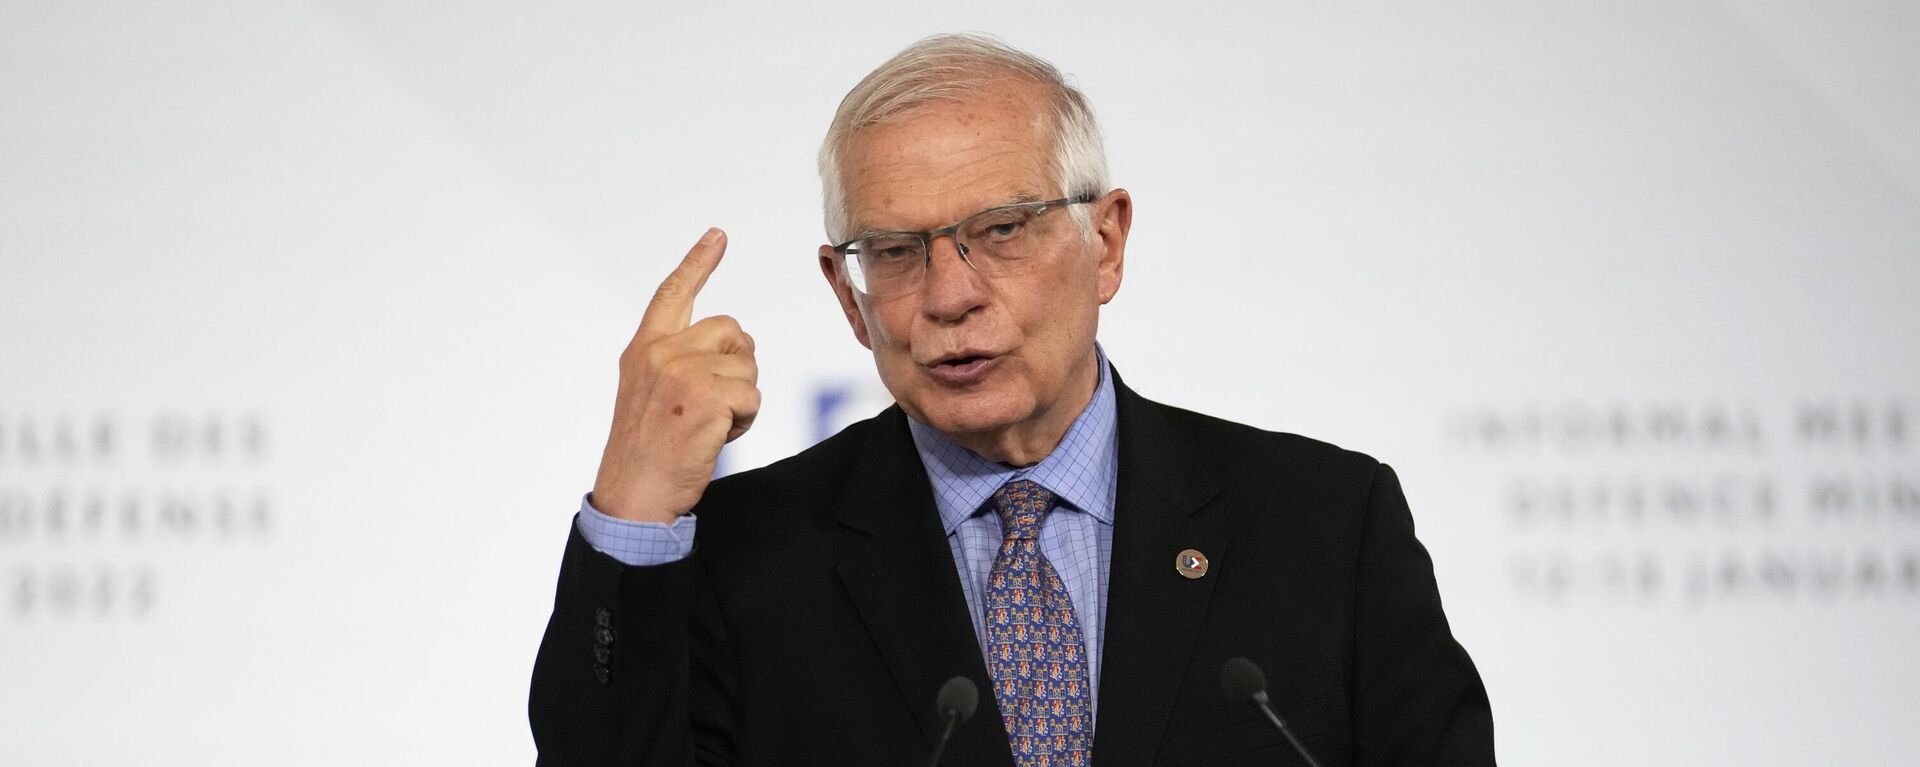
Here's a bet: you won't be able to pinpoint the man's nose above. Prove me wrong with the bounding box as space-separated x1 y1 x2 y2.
919 235 989 322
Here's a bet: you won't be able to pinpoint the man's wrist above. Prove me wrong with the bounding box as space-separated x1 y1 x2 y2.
586 488 687 524
576 495 697 566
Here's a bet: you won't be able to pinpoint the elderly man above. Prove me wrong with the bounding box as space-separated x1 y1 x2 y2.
531 34 1493 766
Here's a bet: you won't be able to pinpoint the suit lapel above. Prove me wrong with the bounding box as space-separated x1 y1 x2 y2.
830 377 1221 766
833 407 1013 766
1093 377 1224 765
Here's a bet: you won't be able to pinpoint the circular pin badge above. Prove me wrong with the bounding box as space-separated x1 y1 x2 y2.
1175 548 1209 579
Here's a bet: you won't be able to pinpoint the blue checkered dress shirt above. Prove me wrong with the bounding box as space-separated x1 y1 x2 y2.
578 347 1121 722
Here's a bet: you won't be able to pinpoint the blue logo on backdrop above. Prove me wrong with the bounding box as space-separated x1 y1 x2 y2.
712 381 889 479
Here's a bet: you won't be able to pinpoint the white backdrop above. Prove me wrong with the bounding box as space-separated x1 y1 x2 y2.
3 1 1917 764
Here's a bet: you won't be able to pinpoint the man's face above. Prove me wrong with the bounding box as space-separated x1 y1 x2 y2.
816 81 1131 460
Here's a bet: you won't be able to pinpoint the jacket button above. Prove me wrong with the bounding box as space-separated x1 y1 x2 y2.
593 663 611 687
594 645 611 664
595 608 611 628
595 626 616 646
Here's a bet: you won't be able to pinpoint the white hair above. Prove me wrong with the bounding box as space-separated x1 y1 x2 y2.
817 33 1110 244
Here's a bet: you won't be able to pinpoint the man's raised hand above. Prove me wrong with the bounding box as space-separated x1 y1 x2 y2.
590 228 761 523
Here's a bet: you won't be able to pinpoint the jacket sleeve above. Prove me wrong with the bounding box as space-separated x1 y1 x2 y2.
1351 463 1497 766
529 522 737 766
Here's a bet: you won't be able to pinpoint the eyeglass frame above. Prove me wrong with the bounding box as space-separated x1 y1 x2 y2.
828 191 1101 292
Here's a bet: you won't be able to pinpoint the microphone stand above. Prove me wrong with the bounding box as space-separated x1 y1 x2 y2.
1250 689 1323 767
925 709 960 767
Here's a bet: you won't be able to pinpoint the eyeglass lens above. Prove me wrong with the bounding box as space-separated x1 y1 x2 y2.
846 201 1065 296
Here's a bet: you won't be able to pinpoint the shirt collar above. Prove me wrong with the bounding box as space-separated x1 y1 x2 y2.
907 344 1120 534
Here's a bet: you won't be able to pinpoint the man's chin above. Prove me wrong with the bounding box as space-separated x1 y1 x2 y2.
903 391 1029 439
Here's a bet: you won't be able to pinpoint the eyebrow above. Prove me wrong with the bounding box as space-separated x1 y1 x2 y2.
844 192 1052 242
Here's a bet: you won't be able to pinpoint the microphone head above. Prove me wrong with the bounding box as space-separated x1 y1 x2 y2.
1220 657 1269 704
936 676 979 723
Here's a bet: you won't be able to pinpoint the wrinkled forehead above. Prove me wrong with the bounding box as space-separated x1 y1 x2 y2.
838 83 1058 236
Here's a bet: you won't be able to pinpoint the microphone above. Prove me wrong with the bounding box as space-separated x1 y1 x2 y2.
926 676 979 767
1220 657 1325 767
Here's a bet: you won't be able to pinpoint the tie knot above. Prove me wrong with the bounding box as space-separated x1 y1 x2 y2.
990 479 1056 540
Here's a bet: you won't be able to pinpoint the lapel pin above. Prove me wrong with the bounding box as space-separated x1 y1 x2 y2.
1175 548 1209 580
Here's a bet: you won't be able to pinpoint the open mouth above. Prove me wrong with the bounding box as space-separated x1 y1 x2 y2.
925 351 1000 383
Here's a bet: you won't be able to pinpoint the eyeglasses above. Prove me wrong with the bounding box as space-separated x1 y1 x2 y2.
830 192 1099 298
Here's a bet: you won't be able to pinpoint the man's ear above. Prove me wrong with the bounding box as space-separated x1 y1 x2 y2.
1093 188 1132 305
818 245 872 349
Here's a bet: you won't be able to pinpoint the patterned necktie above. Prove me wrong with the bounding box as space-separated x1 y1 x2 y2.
983 479 1093 767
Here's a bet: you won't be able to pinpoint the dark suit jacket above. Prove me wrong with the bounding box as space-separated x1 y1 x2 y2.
531 377 1494 765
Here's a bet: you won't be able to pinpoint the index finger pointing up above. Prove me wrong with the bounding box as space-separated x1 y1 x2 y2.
639 228 727 338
